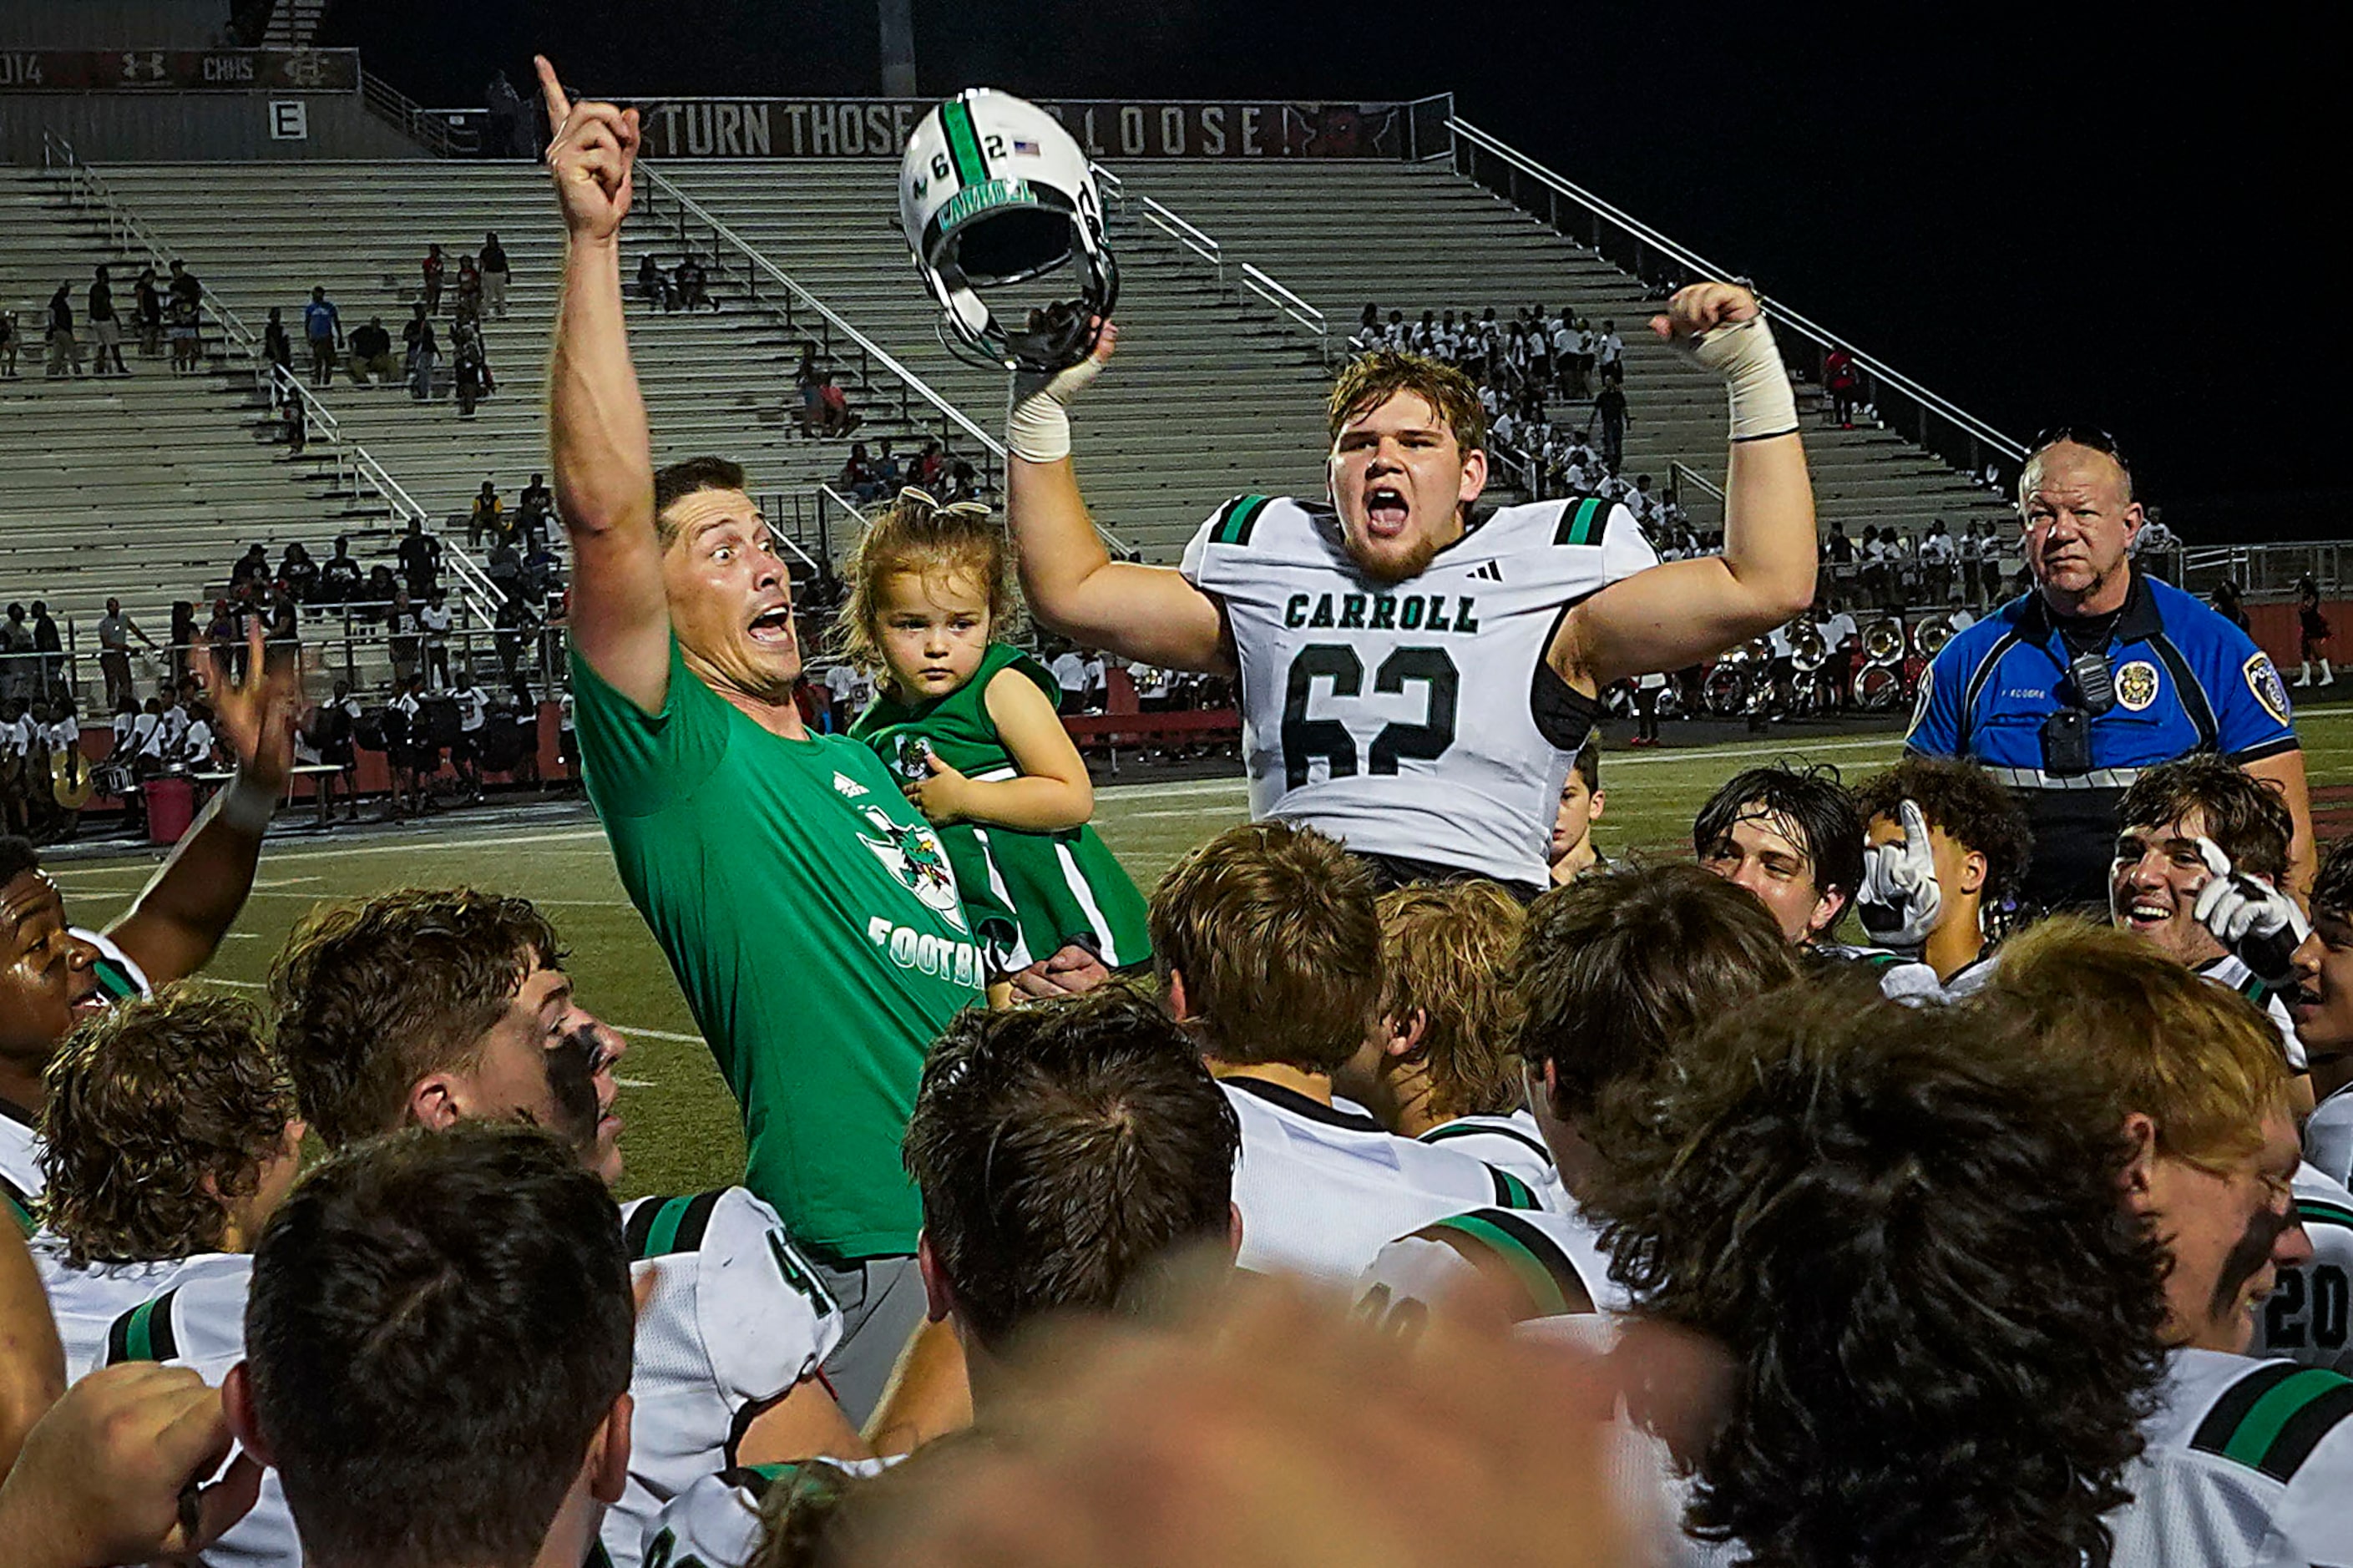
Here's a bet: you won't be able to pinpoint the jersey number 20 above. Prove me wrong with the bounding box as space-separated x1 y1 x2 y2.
1281 645 1459 788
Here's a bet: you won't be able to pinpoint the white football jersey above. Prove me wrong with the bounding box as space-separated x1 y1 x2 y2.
2197 954 2305 1071
99 1254 297 1568
1221 1076 1542 1283
1356 1201 1627 1328
1181 494 1657 886
640 1456 901 1568
31 1239 240 1383
2108 1347 2353 1567
2306 1085 2353 1191
2253 1164 2353 1375
603 1187 847 1568
1414 1110 1564 1211
0 1095 40 1233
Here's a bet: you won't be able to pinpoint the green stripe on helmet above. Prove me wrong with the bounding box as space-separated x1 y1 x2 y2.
940 97 989 190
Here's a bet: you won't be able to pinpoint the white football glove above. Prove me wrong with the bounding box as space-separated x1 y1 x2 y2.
1856 799 1943 949
1005 321 1112 463
2192 837 2310 986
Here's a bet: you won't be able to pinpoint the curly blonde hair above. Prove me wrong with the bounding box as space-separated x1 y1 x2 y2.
834 493 1020 674
1378 882 1528 1120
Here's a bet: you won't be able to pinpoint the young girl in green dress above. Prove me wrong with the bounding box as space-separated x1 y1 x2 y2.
841 491 1151 979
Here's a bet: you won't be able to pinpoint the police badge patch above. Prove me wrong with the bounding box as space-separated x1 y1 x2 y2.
2114 660 2160 712
2245 653 2293 727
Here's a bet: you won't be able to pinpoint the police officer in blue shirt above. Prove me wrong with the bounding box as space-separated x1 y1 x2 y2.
1908 428 2310 912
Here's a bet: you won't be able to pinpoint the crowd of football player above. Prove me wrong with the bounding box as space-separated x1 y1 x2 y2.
0 728 2348 1567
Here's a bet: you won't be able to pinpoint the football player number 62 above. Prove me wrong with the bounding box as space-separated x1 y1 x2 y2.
1280 645 1460 788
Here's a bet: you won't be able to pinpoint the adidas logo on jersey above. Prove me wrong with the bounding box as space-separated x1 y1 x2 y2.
832 773 868 799
1283 592 1482 635
1470 561 1504 584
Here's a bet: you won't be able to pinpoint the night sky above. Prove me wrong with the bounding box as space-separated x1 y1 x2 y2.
329 0 2330 539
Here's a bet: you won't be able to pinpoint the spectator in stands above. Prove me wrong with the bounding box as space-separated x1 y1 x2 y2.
479 231 511 318
913 437 946 489
469 480 503 548
420 242 447 316
1920 518 1956 603
230 544 270 594
451 316 491 416
25 605 59 701
0 306 16 379
454 254 483 321
316 537 362 608
1594 317 1624 385
302 286 342 387
418 589 455 690
2135 512 2180 558
1591 378 1628 472
0 608 32 704
674 254 716 311
165 258 200 314
85 266 125 377
817 372 855 436
636 251 673 311
278 543 319 605
2212 577 2252 633
2297 575 2334 688
346 316 396 385
132 266 162 358
837 443 880 503
43 284 82 380
362 565 398 619
398 517 442 599
203 599 240 687
487 536 525 604
165 290 200 374
387 587 421 689
261 307 291 385
518 472 554 541
402 304 437 400
167 601 198 688
95 599 155 714
1824 346 1861 427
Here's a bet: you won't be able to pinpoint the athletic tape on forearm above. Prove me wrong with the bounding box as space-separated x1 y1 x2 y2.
1006 391 1072 463
218 771 279 835
1681 316 1799 443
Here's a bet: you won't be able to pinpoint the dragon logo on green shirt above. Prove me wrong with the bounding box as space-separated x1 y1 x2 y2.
855 805 968 931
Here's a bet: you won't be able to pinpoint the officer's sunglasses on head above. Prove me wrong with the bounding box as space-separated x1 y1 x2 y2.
2027 424 2132 474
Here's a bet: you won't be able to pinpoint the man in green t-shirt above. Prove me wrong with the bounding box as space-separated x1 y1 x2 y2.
539 60 1004 1418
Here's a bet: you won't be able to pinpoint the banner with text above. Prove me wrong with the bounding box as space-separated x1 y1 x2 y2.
630 98 1408 159
0 48 360 93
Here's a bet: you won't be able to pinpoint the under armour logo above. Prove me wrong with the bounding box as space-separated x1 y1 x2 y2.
1469 561 1505 584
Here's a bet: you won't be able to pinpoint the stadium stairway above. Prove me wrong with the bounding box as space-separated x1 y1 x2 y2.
1129 159 2014 542
657 160 1333 559
0 169 412 651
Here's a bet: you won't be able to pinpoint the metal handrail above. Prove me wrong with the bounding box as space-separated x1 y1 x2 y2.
636 165 1136 559
359 68 476 157
1670 459 1725 503
635 168 1003 468
1241 263 1329 355
1443 116 2027 476
1141 197 1222 276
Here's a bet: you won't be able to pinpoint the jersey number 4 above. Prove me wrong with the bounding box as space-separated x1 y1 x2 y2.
1281 645 1459 788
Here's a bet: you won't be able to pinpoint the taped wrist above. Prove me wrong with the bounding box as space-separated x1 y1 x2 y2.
1680 316 1800 443
1006 389 1072 463
219 771 279 834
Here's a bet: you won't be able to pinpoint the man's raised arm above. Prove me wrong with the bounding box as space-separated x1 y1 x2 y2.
1004 326 1233 674
539 55 670 712
1556 283 1817 689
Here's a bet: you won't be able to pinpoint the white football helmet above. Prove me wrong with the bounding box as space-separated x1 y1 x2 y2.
899 89 1117 372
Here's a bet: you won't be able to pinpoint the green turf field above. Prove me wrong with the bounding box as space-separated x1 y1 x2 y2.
41 708 2353 1201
